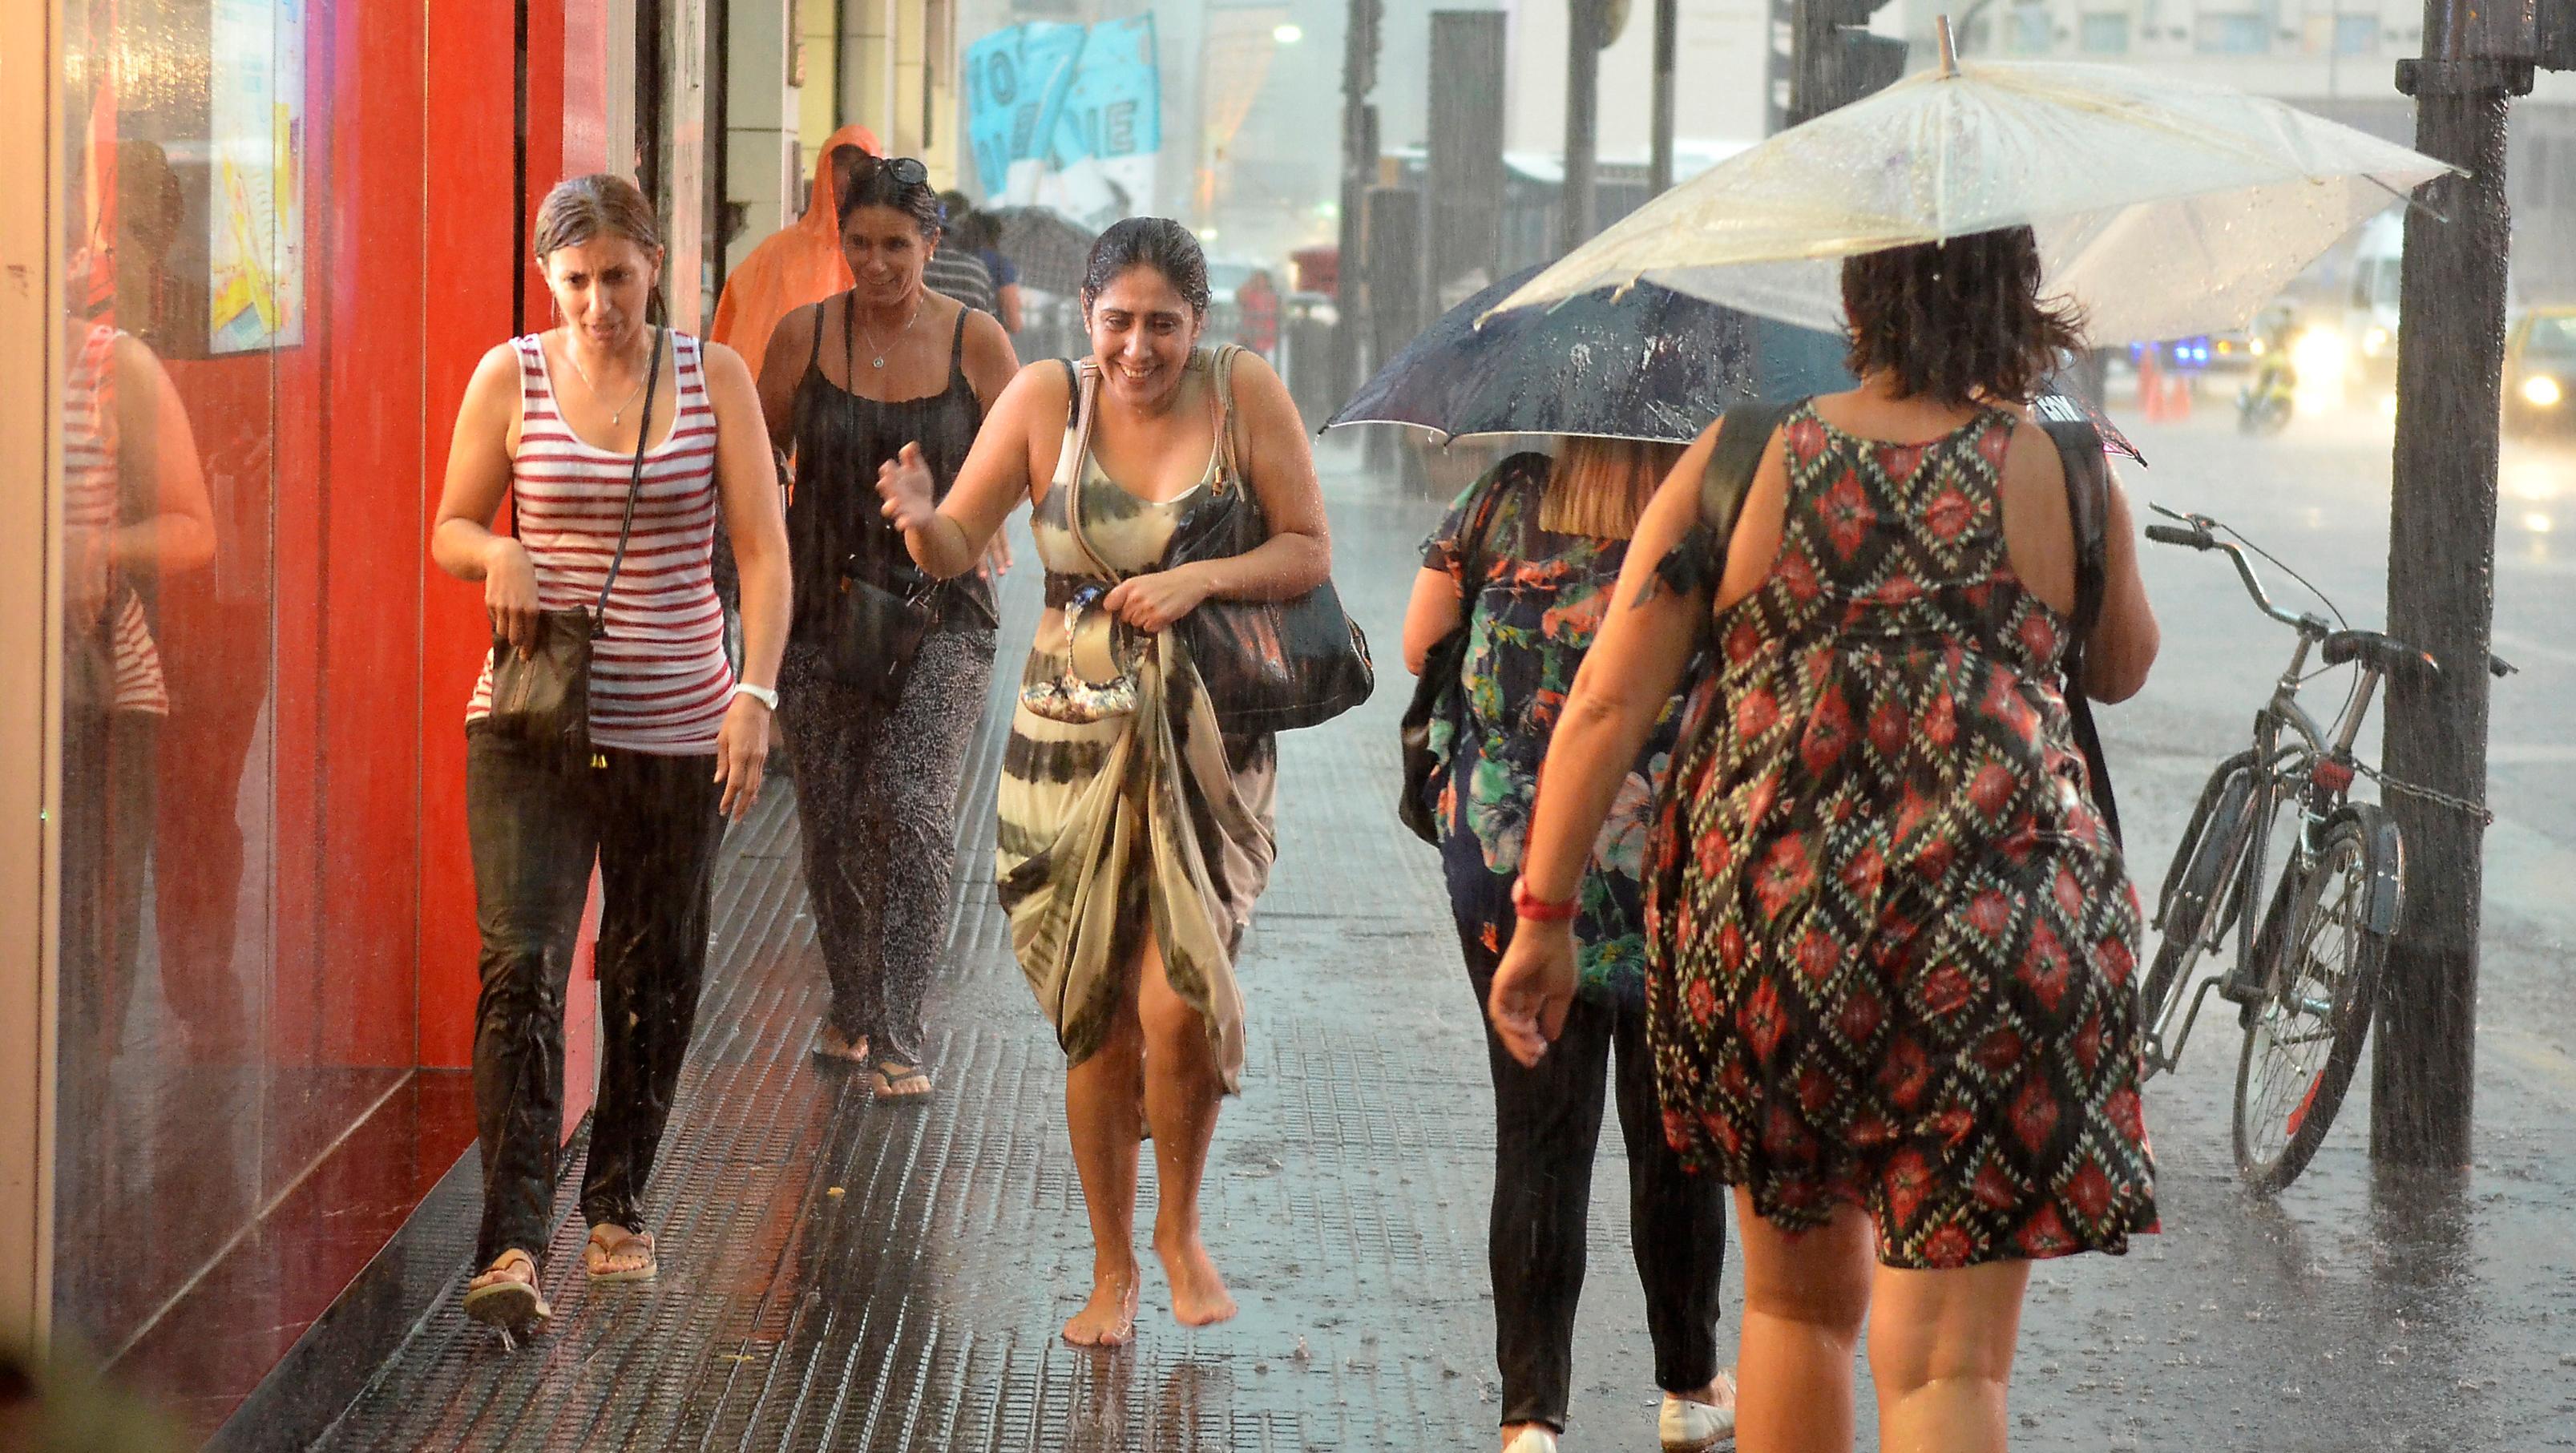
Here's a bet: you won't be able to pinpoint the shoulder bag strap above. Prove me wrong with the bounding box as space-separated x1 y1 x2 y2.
1699 397 1798 547
1208 344 1246 490
1059 357 1120 582
588 325 666 632
2040 416 2122 846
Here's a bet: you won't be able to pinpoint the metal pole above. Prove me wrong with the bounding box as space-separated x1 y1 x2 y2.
2370 5 2530 1168
1649 0 1678 195
1561 0 1600 252
1331 0 1380 410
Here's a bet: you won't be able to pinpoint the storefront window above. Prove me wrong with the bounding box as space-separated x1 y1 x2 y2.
54 0 419 1368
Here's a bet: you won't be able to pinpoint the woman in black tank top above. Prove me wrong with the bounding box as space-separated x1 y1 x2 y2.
756 154 1019 1097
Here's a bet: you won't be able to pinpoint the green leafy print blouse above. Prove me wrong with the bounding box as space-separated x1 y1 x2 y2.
1421 454 1682 1006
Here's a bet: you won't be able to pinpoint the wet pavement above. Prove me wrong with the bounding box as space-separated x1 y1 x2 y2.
310 431 2576 1451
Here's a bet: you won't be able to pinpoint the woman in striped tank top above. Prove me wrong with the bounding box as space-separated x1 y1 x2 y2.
430 175 792 1332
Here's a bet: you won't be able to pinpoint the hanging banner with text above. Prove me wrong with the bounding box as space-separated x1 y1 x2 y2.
963 14 1161 226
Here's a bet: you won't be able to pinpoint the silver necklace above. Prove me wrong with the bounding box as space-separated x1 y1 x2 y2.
854 296 923 369
564 333 650 425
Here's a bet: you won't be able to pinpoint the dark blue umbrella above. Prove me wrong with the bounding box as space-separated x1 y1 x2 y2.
1326 262 2142 462
1326 264 1753 446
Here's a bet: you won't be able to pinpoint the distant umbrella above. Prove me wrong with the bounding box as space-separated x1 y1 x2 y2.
988 206 1097 297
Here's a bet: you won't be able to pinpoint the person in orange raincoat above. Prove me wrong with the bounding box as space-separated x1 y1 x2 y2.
711 123 882 387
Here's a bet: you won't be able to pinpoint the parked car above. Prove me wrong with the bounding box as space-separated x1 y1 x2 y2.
2505 307 2576 438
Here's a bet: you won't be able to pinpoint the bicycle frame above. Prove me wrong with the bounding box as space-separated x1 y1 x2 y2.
2141 518 2388 1074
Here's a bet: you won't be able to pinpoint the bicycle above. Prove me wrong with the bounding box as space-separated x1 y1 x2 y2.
2132 505 2513 1193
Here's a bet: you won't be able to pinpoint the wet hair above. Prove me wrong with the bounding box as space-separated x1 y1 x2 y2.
836 152 942 237
953 210 1002 252
533 173 662 261
936 189 973 232
1540 437 1686 540
1081 217 1211 316
1840 226 2085 407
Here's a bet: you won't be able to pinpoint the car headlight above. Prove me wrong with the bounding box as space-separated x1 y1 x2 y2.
2291 326 2351 384
2524 374 2565 409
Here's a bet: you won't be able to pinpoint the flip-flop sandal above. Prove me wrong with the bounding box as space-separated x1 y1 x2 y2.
462 1249 551 1330
810 1031 870 1065
871 1060 934 1102
583 1225 658 1283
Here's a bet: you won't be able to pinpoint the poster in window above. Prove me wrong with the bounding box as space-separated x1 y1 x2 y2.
208 0 305 353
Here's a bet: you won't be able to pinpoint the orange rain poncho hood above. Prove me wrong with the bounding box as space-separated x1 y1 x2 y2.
709 123 881 385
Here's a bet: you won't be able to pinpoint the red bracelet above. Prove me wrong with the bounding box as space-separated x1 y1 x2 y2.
1512 877 1579 922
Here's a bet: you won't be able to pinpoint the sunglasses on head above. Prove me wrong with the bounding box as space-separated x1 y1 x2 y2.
843 153 929 188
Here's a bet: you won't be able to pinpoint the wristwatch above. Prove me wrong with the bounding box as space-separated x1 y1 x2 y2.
733 682 779 711
1511 877 1580 922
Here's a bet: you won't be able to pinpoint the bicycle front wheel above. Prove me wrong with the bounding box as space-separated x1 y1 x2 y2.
2231 809 2394 1193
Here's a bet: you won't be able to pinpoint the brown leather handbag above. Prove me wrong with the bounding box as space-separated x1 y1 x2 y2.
485 326 664 763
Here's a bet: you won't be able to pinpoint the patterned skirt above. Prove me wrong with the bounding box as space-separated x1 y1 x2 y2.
995 625 1277 1092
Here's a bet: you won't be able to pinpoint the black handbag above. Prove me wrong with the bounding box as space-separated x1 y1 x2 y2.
1159 346 1375 733
485 325 664 763
812 292 939 701
820 560 935 702
1397 460 1523 845
2037 414 2125 846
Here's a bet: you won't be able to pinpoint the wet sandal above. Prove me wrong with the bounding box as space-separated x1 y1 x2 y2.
870 1060 934 1101
583 1224 658 1283
810 1029 870 1065
462 1249 550 1330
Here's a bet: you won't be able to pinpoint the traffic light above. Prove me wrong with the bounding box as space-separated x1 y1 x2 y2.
1789 0 1908 126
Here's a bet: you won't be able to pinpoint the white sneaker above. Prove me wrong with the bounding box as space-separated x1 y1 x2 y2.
1659 1370 1738 1451
1501 1427 1559 1453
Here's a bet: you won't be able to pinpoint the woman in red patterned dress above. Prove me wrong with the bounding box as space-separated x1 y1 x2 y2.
1489 227 2163 1453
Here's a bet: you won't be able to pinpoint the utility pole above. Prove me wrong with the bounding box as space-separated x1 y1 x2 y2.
2371 0 2572 1167
1330 0 1382 409
1649 0 1678 195
1560 0 1605 253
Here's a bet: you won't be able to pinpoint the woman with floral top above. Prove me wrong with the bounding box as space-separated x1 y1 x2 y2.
1402 438 1738 1453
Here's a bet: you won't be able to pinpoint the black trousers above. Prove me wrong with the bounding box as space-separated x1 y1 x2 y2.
465 727 725 1269
1462 918 1729 1432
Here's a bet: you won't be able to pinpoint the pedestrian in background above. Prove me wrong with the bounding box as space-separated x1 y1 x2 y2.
710 123 882 389
1234 267 1280 360
953 204 1025 335
925 188 998 319
877 218 1332 1349
757 153 1019 1097
1489 226 2162 1453
431 173 790 1331
1403 438 1737 1453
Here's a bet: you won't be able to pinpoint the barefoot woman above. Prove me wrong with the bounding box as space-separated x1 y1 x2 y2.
877 218 1327 1345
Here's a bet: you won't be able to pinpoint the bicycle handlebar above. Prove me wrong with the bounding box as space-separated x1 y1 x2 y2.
2144 503 2313 631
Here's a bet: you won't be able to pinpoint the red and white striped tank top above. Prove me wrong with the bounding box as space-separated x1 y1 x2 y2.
466 329 735 753
65 324 169 716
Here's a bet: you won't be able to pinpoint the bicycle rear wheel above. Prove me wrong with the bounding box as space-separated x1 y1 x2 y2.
2231 809 2393 1193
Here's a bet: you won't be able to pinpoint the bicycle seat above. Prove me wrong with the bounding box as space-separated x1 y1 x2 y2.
2323 629 2440 680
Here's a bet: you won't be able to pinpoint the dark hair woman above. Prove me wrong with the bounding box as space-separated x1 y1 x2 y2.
1402 438 1738 1453
430 173 792 1330
876 216 1330 1347
755 155 1020 1098
1488 225 2162 1453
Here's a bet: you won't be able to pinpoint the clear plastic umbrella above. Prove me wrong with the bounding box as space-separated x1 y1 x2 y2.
1491 24 2453 345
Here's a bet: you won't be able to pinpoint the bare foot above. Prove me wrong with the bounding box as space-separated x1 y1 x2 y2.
1153 1230 1237 1327
811 1027 869 1064
1062 1261 1140 1347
